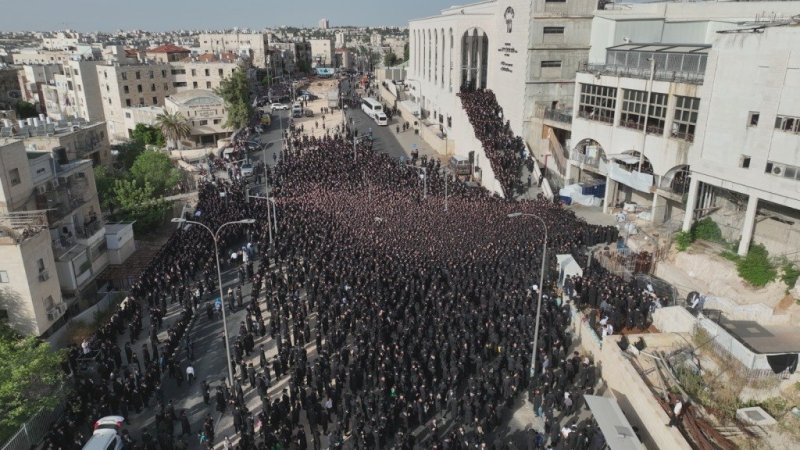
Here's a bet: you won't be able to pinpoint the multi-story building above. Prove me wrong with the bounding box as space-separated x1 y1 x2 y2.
685 23 800 257
0 67 21 110
170 55 240 91
407 0 596 196
96 62 175 141
566 1 800 257
23 119 111 167
11 46 100 65
42 60 105 123
270 41 312 76
17 64 62 106
310 39 334 67
0 136 133 337
198 32 270 68
319 18 330 30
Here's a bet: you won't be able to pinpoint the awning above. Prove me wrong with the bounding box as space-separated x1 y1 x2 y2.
584 395 645 450
609 154 640 165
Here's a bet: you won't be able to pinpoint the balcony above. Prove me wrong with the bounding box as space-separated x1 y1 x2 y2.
543 108 573 124
577 109 614 125
0 211 49 245
75 219 104 245
35 179 92 224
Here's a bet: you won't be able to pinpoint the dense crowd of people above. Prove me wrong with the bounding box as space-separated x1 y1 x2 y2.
459 88 528 199
35 80 678 450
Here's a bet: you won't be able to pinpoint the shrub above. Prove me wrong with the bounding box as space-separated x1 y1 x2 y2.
736 244 777 287
693 217 724 243
781 262 800 289
675 231 693 251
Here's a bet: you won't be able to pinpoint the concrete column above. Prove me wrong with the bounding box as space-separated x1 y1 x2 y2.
650 192 661 223
737 194 759 256
603 178 616 214
465 35 473 85
565 162 574 184
681 177 700 232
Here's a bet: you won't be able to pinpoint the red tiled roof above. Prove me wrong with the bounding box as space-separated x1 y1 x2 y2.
147 43 191 54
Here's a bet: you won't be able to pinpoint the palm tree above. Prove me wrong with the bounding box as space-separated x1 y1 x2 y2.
154 111 191 154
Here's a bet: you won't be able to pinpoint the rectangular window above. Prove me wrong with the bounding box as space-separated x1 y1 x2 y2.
152 97 158 105
578 83 617 124
149 70 154 79
199 120 208 125
0 270 9 283
9 168 20 186
43 295 54 310
543 27 565 34
121 72 127 80
193 81 198 89
545 0 567 2
213 119 221 124
164 83 169 90
219 68 224 76
191 69 196 76
162 69 167 77
125 99 131 107
151 83 156 91
205 69 210 76
123 86 129 94
672 96 700 142
541 61 562 68
137 84 142 93
740 155 751 169
775 115 800 133
206 81 212 88
135 71 141 79
748 112 759 126
620 89 667 135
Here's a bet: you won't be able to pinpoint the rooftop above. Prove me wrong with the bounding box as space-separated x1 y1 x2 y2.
716 316 800 354
147 43 191 54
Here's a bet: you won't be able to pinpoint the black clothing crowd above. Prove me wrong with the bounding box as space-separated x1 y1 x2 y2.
36 87 675 450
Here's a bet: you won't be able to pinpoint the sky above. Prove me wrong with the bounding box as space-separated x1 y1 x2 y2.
0 0 459 32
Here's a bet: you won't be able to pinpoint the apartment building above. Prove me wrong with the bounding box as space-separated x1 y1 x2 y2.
198 32 270 68
310 39 334 67
145 44 191 63
269 41 312 76
96 62 175 141
11 46 100 65
0 67 21 110
20 119 111 167
17 63 62 105
0 137 133 337
170 56 240 91
42 60 104 123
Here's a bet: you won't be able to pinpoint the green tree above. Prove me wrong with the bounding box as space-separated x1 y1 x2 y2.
131 124 165 147
383 50 399 68
403 42 409 61
113 140 145 171
93 165 116 210
154 111 191 150
129 151 180 197
112 179 170 234
0 331 65 440
214 70 253 129
14 100 37 119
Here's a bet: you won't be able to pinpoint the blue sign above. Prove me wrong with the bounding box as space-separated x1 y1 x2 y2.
315 67 337 77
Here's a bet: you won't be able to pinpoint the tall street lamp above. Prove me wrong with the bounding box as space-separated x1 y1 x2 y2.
171 217 255 386
507 212 548 379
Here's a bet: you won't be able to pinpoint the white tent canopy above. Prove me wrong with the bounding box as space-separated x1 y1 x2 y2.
556 254 583 287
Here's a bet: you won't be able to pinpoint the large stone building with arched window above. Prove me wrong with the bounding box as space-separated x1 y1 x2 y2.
407 0 595 195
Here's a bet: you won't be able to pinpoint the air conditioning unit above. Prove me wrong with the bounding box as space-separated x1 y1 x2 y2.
771 164 786 176
38 271 49 282
47 311 55 321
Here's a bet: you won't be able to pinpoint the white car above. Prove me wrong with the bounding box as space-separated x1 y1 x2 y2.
271 103 289 111
82 416 125 450
241 162 254 177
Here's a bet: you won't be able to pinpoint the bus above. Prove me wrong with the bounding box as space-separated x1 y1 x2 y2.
361 97 383 119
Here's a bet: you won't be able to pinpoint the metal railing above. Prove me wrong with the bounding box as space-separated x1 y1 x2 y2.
0 387 65 450
581 63 705 85
577 109 614 124
545 128 567 175
543 108 572 124
75 219 103 239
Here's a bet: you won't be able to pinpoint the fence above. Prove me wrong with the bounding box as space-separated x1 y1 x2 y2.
1 388 66 450
592 246 655 281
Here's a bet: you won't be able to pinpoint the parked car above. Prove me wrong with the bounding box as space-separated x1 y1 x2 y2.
82 416 125 450
271 103 289 111
241 162 254 177
304 109 314 117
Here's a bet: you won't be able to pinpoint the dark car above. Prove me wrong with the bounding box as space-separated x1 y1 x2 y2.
304 109 314 117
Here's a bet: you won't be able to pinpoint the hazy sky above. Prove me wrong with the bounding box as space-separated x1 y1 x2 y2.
0 0 459 32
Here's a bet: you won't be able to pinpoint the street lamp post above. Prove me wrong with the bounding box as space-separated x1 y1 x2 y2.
405 164 427 199
353 135 370 161
170 217 255 386
507 212 548 380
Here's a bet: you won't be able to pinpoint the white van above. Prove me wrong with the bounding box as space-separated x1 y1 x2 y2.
291 103 303 118
374 112 388 126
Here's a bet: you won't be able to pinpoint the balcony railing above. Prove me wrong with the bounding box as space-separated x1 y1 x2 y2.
580 63 704 85
570 151 605 169
619 120 665 136
577 109 614 124
670 130 695 143
0 211 48 245
543 108 573 124
75 219 103 240
35 179 91 224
